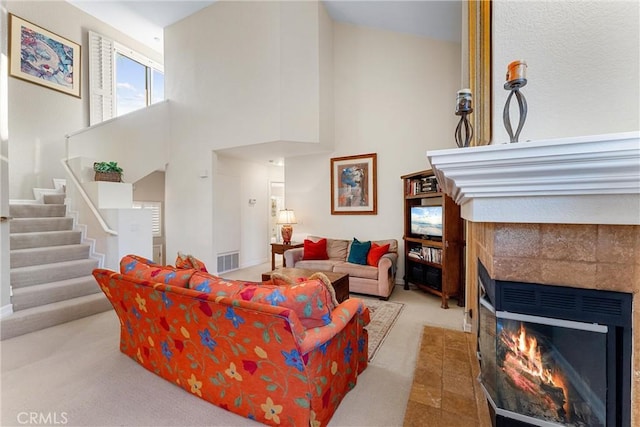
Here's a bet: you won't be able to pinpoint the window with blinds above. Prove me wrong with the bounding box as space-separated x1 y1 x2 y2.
89 31 164 125
132 201 162 237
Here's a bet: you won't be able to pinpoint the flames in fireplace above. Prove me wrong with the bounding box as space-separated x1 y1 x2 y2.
499 323 571 423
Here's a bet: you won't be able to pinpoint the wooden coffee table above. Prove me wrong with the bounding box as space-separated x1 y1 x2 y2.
261 267 349 303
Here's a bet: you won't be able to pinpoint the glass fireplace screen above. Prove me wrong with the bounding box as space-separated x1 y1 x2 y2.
479 301 608 427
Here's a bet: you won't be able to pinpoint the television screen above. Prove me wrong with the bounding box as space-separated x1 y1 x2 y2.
411 205 443 239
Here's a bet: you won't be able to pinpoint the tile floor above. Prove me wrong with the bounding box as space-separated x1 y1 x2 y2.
403 325 491 426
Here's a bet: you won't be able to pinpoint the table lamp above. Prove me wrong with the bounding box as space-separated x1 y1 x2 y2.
277 209 297 244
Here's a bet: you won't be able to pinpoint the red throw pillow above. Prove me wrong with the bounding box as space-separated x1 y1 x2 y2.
367 242 390 266
302 238 329 260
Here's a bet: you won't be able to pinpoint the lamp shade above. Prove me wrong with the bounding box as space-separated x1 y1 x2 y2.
277 209 297 225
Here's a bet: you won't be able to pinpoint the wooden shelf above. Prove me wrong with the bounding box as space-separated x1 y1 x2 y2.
402 169 464 309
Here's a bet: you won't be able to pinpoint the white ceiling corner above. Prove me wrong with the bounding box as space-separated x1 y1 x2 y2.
67 0 462 54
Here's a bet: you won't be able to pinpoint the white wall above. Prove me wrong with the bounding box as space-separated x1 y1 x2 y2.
214 156 277 271
286 23 462 281
6 1 162 200
163 1 333 269
133 171 166 263
492 1 639 143
1 0 10 314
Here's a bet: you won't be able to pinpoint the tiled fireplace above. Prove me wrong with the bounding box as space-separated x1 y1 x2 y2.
428 132 640 426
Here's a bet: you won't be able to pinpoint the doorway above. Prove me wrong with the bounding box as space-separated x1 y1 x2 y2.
269 182 285 244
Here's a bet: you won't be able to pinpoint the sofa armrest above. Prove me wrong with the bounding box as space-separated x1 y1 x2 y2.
378 252 398 277
284 247 304 267
298 298 370 354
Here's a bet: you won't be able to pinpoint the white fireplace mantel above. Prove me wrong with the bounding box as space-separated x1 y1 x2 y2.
427 132 640 225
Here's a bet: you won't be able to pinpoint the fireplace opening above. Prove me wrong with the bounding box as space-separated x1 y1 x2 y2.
477 261 632 427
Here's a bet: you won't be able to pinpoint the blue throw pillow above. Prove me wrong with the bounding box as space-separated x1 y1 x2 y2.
347 238 371 265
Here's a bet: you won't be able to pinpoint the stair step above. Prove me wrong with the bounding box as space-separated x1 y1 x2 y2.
11 276 100 311
0 293 112 341
43 194 65 204
9 204 66 218
10 230 81 250
9 217 74 233
11 259 99 288
10 244 90 268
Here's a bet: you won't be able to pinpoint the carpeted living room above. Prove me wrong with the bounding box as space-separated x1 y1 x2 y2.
2 1 639 427
1 260 473 426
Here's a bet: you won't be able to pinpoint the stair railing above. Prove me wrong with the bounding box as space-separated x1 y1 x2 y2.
59 159 117 236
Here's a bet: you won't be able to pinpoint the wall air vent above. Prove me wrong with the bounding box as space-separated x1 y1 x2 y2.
217 252 239 273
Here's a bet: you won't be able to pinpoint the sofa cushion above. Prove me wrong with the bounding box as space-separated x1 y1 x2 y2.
334 262 379 281
271 272 301 286
269 272 339 308
302 238 329 260
294 259 345 272
120 254 195 287
188 271 251 296
308 235 349 260
347 238 371 265
175 252 208 272
367 242 390 266
238 278 336 329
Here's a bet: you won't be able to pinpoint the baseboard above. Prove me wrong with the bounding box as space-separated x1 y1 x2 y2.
0 304 14 319
463 311 473 332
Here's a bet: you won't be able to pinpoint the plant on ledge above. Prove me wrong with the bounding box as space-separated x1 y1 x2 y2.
93 161 124 182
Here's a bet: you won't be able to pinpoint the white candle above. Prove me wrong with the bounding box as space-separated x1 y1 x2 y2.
456 89 472 114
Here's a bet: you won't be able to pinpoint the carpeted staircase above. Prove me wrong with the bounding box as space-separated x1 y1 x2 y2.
1 192 111 340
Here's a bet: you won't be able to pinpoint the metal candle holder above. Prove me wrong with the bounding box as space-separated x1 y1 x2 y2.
503 60 528 143
455 110 473 148
455 89 473 148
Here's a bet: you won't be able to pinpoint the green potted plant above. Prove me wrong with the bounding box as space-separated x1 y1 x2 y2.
93 161 124 182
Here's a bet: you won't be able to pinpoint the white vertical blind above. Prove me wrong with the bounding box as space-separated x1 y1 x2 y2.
88 31 114 125
132 201 162 237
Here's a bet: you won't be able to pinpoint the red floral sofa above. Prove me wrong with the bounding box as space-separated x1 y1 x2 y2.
93 255 370 427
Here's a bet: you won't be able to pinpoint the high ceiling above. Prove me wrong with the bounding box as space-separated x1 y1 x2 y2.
67 0 462 165
68 0 462 53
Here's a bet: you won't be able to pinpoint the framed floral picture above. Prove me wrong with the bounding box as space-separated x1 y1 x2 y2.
331 153 377 215
9 14 81 98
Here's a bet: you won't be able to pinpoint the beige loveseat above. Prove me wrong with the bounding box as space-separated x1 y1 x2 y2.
284 236 398 300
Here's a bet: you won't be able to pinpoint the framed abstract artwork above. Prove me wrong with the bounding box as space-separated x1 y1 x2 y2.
331 153 377 215
9 14 81 98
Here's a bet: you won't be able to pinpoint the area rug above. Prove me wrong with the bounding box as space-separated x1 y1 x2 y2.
363 299 404 361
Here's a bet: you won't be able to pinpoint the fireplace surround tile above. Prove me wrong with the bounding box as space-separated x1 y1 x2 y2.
540 259 598 288
493 223 540 257
541 223 597 262
597 224 639 264
596 262 637 292
492 256 543 283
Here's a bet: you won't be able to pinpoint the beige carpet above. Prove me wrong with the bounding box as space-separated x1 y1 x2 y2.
364 299 404 361
2 265 465 427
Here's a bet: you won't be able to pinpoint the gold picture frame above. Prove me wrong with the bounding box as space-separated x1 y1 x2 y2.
9 14 81 98
331 153 377 215
468 0 491 146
